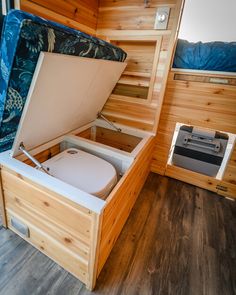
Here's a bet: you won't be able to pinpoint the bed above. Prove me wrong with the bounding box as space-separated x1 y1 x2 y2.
0 9 126 152
173 39 236 72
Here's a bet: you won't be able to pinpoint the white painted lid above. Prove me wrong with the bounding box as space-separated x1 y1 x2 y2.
42 148 117 197
11 52 126 157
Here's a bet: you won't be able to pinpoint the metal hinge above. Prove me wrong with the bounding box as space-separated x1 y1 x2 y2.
19 142 51 175
97 112 122 132
11 217 30 238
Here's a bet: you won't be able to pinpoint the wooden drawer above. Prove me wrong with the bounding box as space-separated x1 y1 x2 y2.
2 168 92 243
6 211 88 283
1 167 101 288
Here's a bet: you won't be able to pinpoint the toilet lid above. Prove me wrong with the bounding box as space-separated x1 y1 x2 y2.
42 148 117 196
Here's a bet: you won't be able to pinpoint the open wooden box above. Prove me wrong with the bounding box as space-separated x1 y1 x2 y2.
0 52 155 290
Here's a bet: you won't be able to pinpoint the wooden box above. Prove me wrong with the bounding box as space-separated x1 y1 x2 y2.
0 52 154 290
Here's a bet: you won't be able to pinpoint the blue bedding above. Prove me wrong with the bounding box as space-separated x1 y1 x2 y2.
0 10 127 151
173 39 236 72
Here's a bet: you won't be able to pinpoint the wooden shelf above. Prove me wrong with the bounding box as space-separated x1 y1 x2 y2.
123 71 151 78
119 75 150 87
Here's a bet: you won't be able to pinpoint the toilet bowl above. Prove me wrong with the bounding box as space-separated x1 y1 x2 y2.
42 148 117 199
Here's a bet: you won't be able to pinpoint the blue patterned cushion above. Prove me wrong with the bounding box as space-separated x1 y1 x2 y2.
0 10 127 152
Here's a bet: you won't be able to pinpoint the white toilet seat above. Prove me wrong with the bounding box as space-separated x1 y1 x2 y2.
43 148 117 198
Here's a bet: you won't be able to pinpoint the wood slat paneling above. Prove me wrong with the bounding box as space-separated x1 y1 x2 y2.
30 0 98 28
20 0 98 34
218 146 236 197
5 190 90 260
99 0 184 132
103 97 157 122
151 70 236 198
97 136 155 275
99 0 177 9
1 166 101 288
20 0 184 132
2 169 92 242
97 3 175 31
77 126 142 153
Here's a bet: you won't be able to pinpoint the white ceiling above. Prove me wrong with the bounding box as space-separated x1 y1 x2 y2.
179 0 236 42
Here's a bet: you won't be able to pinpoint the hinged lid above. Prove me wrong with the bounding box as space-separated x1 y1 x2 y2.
11 52 126 157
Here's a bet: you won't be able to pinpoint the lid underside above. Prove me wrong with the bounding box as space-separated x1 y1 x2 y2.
11 52 126 157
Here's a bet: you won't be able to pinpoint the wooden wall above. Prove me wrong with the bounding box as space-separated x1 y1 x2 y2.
18 0 236 198
96 1 236 198
20 0 99 34
151 70 236 198
98 0 184 132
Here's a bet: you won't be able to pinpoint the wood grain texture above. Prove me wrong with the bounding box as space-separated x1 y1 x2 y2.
165 164 219 193
0 173 235 295
0 132 154 289
20 0 98 34
77 126 142 153
97 136 155 275
30 0 98 28
0 166 101 288
97 1 176 31
99 0 184 132
151 70 236 198
220 146 236 195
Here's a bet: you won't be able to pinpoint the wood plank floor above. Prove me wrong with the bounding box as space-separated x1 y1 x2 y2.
0 173 235 295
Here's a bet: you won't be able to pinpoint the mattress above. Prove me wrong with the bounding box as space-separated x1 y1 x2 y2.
0 10 127 151
173 39 236 72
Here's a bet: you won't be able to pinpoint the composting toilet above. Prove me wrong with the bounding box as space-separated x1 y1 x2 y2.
42 148 117 199
9 54 126 201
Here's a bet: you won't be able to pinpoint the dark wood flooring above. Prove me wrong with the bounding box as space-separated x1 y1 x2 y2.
0 173 235 295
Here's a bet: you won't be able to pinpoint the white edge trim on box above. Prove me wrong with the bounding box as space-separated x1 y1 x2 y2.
94 119 154 157
0 151 105 214
94 119 155 138
167 122 236 180
17 120 152 163
64 135 134 164
16 122 95 162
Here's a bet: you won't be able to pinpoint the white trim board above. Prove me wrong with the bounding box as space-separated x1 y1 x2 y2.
0 151 105 214
168 122 236 180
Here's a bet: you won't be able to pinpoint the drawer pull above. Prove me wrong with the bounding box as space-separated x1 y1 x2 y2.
11 217 30 238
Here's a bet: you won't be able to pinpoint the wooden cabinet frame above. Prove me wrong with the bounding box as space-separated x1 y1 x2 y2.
106 33 162 105
0 124 154 290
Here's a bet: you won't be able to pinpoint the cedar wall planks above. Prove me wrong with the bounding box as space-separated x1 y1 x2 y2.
98 0 184 131
96 1 236 198
18 1 236 197
97 136 155 276
151 70 236 198
20 0 99 34
1 166 100 287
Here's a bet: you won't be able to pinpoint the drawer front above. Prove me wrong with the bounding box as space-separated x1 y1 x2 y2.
6 211 88 283
1 167 101 288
